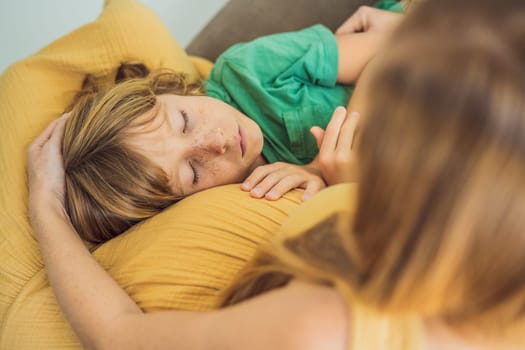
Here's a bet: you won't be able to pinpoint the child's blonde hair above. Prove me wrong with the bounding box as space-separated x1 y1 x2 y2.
63 64 204 243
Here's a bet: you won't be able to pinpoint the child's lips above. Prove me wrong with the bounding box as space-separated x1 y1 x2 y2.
238 125 246 157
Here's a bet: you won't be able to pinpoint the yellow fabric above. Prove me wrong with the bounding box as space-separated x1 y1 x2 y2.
190 56 215 79
273 183 357 241
0 0 304 348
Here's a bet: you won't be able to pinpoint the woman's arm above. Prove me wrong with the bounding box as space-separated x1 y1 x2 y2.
28 117 348 350
35 207 348 349
116 281 348 350
28 116 144 348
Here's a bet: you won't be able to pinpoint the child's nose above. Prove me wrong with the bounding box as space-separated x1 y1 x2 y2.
195 127 227 155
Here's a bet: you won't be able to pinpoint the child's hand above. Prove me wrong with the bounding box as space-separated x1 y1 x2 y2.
336 6 404 35
310 106 359 185
241 162 326 201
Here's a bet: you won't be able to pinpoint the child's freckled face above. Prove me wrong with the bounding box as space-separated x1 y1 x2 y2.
126 94 265 197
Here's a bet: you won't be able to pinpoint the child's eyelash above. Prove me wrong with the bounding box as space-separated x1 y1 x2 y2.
189 161 199 185
181 110 189 133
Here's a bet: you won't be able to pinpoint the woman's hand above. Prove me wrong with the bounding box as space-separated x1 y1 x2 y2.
310 107 359 185
241 162 326 201
27 114 69 218
336 6 404 35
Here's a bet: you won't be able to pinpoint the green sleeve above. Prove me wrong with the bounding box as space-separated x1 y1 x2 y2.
206 25 351 165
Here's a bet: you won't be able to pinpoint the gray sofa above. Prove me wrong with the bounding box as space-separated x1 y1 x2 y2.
187 0 377 61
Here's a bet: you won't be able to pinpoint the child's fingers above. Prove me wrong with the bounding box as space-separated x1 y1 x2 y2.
302 180 326 201
241 164 276 190
248 171 287 198
320 106 347 153
264 174 311 200
335 111 360 151
243 163 326 201
310 126 325 149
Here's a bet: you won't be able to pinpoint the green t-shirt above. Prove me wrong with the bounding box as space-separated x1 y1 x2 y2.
206 25 351 165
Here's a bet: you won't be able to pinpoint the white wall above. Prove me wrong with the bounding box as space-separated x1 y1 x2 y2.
0 0 228 74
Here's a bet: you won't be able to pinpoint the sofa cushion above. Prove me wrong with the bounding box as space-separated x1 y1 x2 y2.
186 0 377 61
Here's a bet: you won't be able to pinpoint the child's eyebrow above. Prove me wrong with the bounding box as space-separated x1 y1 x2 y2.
158 101 180 139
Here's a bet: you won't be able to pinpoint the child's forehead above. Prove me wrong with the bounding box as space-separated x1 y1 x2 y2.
128 99 164 132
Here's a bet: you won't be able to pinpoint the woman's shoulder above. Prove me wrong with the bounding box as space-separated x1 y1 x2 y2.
283 280 349 350
210 280 349 350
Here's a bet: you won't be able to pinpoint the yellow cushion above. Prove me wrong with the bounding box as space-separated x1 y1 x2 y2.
0 0 300 348
190 56 215 79
2 185 302 349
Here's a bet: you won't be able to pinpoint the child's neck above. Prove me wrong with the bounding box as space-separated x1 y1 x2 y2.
254 154 268 167
248 155 267 174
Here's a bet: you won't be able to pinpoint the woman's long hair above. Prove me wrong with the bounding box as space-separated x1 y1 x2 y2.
222 0 525 348
63 63 204 243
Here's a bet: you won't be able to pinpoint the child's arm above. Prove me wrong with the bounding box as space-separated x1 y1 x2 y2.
335 7 403 83
335 31 386 83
